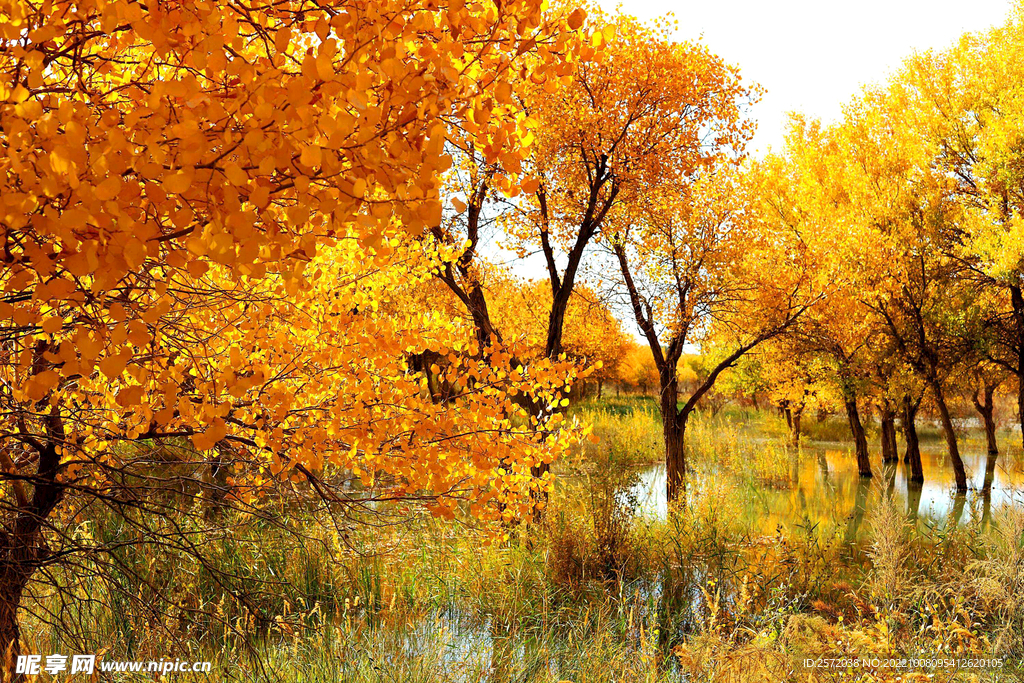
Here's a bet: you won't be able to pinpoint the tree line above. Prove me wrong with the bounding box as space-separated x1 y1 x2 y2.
3 0 1024 673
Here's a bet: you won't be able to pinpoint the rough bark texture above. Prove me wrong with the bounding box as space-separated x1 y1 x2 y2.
971 383 999 456
1012 285 1024 451
901 395 924 484
663 412 686 504
878 400 899 463
1 406 67 680
844 396 873 478
929 378 968 493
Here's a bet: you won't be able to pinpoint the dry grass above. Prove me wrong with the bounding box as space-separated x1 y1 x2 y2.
867 490 911 606
17 400 1024 682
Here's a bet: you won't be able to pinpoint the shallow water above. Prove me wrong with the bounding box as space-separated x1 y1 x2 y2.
630 438 1024 537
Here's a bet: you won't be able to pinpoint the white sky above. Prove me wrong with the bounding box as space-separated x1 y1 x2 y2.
490 0 1017 338
601 0 1016 155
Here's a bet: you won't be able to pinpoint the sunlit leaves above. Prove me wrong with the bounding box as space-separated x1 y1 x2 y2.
1 0 591 523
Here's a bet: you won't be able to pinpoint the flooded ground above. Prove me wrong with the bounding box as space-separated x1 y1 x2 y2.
630 435 1024 537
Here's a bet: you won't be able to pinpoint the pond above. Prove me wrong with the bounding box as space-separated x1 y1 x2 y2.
630 438 1024 538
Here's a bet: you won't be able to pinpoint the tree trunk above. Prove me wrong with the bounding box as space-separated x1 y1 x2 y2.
205 441 234 520
790 404 803 447
597 380 603 399
1011 284 1024 451
983 412 998 455
844 396 872 478
901 395 924 484
928 378 968 493
660 377 686 503
878 400 898 463
1 405 67 679
971 383 999 456
1018 375 1024 453
665 417 686 504
0 572 27 681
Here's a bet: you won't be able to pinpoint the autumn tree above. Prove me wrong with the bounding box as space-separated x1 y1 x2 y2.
882 10 1024 456
0 0 588 670
505 11 758 364
612 167 816 501
755 341 835 447
614 341 659 394
774 82 983 491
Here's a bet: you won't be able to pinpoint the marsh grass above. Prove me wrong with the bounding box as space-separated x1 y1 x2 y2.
17 397 1024 682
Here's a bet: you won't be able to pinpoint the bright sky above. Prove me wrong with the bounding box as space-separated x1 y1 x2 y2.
601 0 1016 155
491 0 1018 335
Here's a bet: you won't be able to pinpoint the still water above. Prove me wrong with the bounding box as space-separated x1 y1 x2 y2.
630 438 1024 537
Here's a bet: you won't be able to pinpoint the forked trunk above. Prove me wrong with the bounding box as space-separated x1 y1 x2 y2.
1 408 67 680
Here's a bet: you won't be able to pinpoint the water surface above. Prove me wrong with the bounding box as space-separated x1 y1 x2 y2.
630 438 1024 538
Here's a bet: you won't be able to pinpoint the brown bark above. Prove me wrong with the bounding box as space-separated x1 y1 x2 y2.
901 395 924 484
878 400 899 463
1 406 67 679
844 395 872 478
661 381 687 504
0 576 25 681
790 403 803 447
928 378 968 493
1012 284 1024 451
611 240 807 505
971 383 999 456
